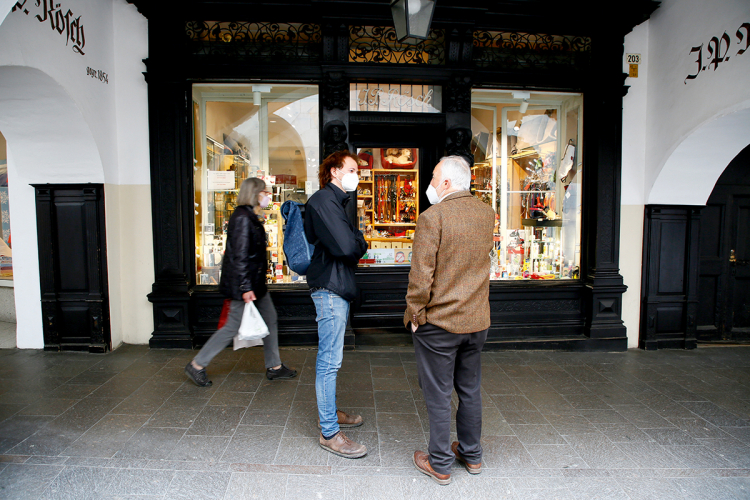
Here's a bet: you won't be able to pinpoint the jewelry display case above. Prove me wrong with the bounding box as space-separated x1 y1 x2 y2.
357 147 418 265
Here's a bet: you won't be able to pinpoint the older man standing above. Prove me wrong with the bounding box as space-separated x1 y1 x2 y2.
405 155 495 485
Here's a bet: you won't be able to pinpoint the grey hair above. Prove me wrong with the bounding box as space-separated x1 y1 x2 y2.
237 177 266 207
438 155 471 191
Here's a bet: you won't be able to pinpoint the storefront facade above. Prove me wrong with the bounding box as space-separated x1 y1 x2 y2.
131 0 659 351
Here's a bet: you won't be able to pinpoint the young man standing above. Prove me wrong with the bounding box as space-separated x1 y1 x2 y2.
405 156 495 485
305 150 369 458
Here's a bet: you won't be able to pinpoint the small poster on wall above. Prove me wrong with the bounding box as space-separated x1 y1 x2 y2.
207 170 235 190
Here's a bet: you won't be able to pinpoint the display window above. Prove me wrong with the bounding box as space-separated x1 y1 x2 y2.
192 84 319 285
0 131 10 280
356 147 419 266
471 90 583 280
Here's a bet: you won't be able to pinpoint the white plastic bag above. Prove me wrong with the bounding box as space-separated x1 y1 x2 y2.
233 335 262 350
237 301 270 341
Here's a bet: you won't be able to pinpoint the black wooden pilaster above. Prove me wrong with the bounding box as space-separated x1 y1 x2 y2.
581 33 627 345
145 64 194 348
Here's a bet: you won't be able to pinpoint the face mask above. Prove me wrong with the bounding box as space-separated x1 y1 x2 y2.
338 171 360 192
426 184 440 205
259 194 271 208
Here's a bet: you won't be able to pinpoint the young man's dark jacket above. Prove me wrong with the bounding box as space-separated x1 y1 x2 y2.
304 182 367 301
219 205 268 301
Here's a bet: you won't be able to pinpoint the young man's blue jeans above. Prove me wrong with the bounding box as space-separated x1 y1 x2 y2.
311 288 349 438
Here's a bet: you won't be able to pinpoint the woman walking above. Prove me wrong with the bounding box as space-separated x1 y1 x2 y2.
185 177 297 386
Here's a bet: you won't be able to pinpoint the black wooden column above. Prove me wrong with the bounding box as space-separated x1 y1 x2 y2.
144 63 194 348
580 33 628 346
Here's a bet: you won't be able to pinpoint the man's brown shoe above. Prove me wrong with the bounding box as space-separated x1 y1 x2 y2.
317 409 364 429
319 431 367 459
451 441 482 474
413 450 451 485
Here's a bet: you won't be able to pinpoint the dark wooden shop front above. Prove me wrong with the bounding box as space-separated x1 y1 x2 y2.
130 0 659 351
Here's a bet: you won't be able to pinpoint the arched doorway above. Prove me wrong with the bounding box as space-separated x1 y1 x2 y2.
698 145 750 342
0 65 106 349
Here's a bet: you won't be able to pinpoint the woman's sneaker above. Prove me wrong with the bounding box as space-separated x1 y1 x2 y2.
266 364 297 380
184 362 212 387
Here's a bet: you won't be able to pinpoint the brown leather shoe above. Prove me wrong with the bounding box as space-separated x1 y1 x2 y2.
413 450 451 485
317 409 364 429
319 431 367 459
451 441 482 474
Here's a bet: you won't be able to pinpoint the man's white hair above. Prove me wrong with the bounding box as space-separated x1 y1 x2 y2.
439 155 471 191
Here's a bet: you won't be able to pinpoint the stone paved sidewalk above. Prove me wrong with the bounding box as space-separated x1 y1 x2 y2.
0 344 748 499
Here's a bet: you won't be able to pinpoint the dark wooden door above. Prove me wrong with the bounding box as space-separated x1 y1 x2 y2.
698 146 750 341
34 184 110 352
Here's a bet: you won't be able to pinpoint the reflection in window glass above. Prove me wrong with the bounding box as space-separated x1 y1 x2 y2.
471 90 582 280
192 84 319 286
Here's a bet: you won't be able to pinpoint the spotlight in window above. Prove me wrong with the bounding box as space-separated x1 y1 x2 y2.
512 91 531 114
513 119 522 131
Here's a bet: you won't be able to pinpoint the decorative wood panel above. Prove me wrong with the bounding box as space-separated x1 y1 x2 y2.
33 185 110 353
640 206 701 350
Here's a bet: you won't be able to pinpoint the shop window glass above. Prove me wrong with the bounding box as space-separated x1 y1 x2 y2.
192 84 319 286
350 84 442 113
355 148 420 266
0 131 10 280
471 90 583 280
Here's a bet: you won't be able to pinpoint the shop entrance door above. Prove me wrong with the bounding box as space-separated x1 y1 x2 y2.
348 116 445 345
697 145 750 341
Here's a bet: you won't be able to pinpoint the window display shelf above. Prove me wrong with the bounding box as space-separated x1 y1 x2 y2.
366 237 413 242
522 218 562 227
373 169 418 173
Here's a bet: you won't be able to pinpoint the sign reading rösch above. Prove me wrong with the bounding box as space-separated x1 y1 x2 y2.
12 0 86 55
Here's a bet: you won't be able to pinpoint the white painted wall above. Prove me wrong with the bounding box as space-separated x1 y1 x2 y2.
621 21 650 347
620 0 750 345
0 0 153 348
644 0 750 204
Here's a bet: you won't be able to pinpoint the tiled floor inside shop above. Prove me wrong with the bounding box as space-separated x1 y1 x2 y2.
0 344 748 499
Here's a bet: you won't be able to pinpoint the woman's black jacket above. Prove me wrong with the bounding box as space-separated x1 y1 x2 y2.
304 183 367 301
218 205 268 301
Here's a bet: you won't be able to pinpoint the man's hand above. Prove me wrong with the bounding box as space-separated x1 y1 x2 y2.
242 291 256 303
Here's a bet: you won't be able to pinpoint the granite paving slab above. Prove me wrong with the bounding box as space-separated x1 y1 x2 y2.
0 345 747 498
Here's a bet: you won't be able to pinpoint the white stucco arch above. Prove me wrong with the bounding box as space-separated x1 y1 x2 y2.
647 102 750 205
0 65 105 348
0 1 15 27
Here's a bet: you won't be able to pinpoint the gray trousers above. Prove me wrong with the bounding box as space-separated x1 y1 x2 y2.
194 293 282 369
412 322 488 475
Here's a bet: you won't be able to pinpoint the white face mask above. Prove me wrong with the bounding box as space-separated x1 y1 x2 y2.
337 171 360 192
426 184 440 205
259 194 271 207
427 175 448 205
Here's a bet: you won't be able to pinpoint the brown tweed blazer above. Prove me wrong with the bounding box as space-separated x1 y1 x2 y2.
403 190 495 334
